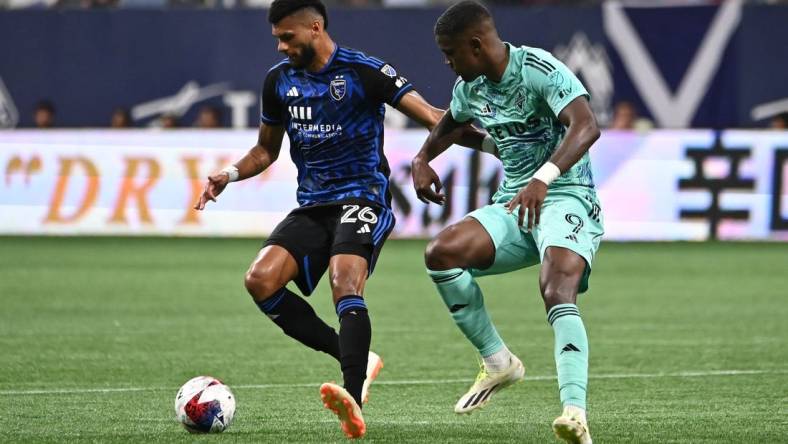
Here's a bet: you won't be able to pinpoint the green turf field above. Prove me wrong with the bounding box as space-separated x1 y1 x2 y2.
0 237 786 443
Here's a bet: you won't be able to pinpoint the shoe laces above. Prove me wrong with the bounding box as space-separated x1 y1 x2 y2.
474 359 489 383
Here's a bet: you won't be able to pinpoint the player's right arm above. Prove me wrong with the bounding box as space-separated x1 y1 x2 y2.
411 78 485 205
411 110 472 205
194 123 285 210
195 65 288 211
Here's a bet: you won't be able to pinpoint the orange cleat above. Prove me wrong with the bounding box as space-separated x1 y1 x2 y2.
319 382 366 439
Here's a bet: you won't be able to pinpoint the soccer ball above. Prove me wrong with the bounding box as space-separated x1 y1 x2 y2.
174 376 236 433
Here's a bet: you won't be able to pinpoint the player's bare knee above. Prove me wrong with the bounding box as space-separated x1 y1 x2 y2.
329 272 362 298
425 233 463 270
425 240 451 269
540 273 580 308
244 266 281 302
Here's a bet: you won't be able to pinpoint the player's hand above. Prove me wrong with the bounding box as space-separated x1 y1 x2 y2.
194 172 231 211
411 156 445 205
506 179 548 230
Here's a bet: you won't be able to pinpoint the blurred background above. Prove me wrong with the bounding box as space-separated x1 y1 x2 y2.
1 3 787 442
0 0 787 241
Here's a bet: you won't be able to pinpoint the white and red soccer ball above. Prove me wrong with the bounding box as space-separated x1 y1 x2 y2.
174 376 236 433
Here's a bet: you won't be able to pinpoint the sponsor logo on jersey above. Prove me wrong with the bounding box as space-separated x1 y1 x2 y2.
330 77 346 101
479 103 495 117
288 105 312 120
380 64 397 77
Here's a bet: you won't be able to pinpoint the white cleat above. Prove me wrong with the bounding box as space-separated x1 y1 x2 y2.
454 354 525 414
361 351 383 404
552 406 592 444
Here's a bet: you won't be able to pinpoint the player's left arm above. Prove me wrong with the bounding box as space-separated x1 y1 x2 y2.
550 97 600 172
506 96 600 229
506 50 601 229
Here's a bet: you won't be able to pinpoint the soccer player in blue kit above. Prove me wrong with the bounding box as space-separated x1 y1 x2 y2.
195 0 487 438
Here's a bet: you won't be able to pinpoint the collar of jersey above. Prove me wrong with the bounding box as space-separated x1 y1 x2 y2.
297 43 339 76
485 42 516 88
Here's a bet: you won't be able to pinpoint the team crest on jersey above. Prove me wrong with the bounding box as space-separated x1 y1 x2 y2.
380 64 397 77
330 78 346 101
515 91 526 113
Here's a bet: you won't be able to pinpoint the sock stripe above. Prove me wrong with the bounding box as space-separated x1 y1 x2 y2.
336 296 367 317
338 301 366 312
547 306 580 325
548 308 579 321
548 310 580 325
430 271 464 284
547 307 578 318
258 288 287 313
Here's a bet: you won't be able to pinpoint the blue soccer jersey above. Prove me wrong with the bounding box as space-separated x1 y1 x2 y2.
260 45 414 209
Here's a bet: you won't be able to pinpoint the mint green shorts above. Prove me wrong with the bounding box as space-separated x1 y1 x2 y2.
467 187 604 293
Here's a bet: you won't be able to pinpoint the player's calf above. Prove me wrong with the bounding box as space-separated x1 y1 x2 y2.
253 287 341 360
335 295 371 406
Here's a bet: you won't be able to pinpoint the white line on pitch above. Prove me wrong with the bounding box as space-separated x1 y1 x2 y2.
0 369 783 396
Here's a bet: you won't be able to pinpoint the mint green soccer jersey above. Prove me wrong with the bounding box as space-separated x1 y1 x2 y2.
450 44 594 204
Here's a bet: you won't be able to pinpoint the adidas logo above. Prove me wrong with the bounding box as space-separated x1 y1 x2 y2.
561 343 581 354
565 234 578 243
461 383 499 409
286 86 299 97
356 224 371 234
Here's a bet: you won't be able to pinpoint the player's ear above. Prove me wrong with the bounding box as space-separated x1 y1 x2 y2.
470 36 482 55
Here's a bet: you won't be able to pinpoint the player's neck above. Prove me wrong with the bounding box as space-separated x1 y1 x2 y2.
485 41 509 83
306 37 337 73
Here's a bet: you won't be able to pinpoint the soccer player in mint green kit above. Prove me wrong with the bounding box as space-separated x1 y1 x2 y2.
411 2 603 443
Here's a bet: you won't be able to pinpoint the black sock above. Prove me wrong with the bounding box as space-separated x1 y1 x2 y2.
336 295 371 407
255 288 340 361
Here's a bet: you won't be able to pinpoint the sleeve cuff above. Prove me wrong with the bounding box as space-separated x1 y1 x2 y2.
260 114 282 125
552 92 589 118
389 84 415 107
450 107 471 123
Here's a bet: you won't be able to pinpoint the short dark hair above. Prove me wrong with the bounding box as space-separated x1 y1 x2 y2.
434 0 492 37
35 100 55 114
268 0 328 30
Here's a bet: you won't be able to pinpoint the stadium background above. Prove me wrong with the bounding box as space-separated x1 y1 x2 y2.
1 0 787 443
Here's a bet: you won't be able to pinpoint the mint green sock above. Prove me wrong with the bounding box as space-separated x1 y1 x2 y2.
548 303 589 410
427 268 504 356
